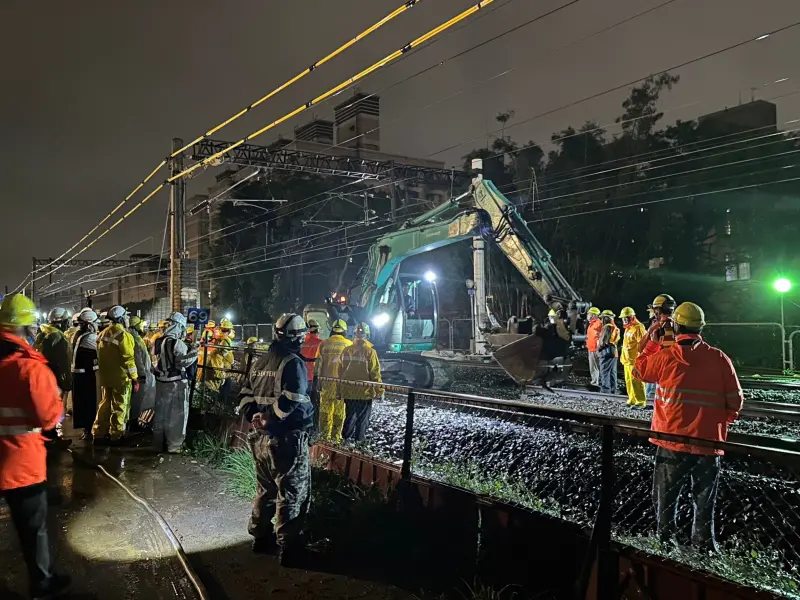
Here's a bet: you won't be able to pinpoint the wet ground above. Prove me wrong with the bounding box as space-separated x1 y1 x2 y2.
65 432 417 600
0 435 199 599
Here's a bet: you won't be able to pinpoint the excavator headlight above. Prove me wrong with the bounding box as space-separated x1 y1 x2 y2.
424 270 437 282
372 313 391 328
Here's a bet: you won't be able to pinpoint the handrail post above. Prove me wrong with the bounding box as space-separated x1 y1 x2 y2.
401 389 416 481
597 424 617 598
200 342 209 412
574 424 616 600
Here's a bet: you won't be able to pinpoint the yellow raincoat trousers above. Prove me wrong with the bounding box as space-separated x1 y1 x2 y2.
94 323 138 439
621 319 647 407
316 334 352 442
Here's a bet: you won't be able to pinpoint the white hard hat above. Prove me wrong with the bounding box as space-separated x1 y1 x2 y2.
274 313 307 343
78 310 98 323
168 312 187 327
108 305 127 321
48 307 69 323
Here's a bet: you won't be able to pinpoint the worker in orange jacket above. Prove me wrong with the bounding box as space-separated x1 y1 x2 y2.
633 302 743 552
585 307 602 389
299 319 323 433
0 295 71 598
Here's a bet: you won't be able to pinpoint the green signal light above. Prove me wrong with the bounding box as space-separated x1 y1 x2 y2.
774 278 792 293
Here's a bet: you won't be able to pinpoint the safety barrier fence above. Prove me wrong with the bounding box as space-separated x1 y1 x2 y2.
313 377 800 599
184 347 800 598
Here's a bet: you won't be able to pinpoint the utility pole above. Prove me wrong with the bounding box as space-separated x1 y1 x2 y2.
389 162 398 223
169 138 194 314
30 257 36 305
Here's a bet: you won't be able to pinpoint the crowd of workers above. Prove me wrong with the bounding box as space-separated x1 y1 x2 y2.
581 293 744 551
0 288 745 593
0 295 203 597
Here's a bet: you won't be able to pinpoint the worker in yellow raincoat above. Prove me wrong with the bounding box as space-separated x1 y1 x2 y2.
619 306 647 408
316 319 351 442
93 305 138 444
338 323 383 441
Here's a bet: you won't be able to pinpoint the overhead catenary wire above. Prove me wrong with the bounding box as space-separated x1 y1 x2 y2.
25 0 505 293
426 18 800 159
41 95 800 300
36 236 154 295
24 0 429 285
26 0 693 287
181 72 800 258
46 114 799 299
34 6 800 297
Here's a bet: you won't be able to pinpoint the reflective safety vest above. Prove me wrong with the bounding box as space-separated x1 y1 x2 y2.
338 340 384 400
586 319 603 353
154 337 190 383
97 324 138 389
238 349 310 413
317 334 352 380
633 334 743 455
300 333 323 381
71 331 99 374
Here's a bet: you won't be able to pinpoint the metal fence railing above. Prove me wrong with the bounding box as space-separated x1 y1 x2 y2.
184 346 800 599
310 376 800 600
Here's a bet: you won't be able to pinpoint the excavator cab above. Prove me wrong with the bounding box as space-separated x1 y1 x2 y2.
369 273 438 353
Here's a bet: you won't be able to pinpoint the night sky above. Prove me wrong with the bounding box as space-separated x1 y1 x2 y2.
2 0 798 290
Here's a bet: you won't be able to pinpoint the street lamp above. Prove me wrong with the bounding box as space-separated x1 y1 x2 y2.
774 278 792 371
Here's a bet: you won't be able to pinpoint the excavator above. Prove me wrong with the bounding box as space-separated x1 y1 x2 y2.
310 160 590 388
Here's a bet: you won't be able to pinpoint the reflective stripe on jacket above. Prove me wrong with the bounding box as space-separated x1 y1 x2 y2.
71 331 99 374
238 344 310 435
154 336 197 383
97 323 138 389
300 333 323 381
633 334 743 455
338 340 384 400
620 320 646 366
586 319 602 353
317 334 352 380
0 332 64 490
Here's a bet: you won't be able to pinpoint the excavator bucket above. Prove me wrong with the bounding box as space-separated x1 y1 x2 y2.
488 333 571 386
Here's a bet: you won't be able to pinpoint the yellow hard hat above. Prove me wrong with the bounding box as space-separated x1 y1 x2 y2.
129 315 143 328
620 307 636 318
587 307 601 316
673 302 705 329
246 336 259 345
355 322 371 337
205 320 216 329
0 294 38 328
601 309 615 318
331 319 347 334
220 318 233 329
186 324 195 334
158 320 168 329
649 294 676 310
547 309 557 317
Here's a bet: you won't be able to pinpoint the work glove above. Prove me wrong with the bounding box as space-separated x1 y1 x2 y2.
132 380 140 394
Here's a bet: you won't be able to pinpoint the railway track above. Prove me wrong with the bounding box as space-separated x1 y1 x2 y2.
569 368 800 393
385 388 800 454
530 384 800 422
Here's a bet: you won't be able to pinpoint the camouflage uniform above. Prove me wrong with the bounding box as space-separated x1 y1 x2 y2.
248 430 311 545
